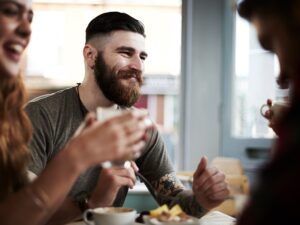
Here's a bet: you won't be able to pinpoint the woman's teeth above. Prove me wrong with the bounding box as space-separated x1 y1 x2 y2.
8 44 23 54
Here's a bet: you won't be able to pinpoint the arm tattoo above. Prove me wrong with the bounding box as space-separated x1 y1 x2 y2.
151 173 184 196
151 173 207 218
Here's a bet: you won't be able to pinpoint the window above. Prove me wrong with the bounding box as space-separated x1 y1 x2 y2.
233 14 287 139
221 8 285 184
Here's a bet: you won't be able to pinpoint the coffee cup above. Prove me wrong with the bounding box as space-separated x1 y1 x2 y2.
83 207 137 225
96 106 127 168
96 105 123 123
96 106 152 168
260 101 289 122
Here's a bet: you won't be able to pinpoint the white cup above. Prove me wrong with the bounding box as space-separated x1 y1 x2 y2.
96 105 123 123
96 106 152 168
83 207 136 225
96 106 127 168
260 101 289 122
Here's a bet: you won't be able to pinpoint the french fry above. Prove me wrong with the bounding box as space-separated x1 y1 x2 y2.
169 204 183 217
150 204 169 217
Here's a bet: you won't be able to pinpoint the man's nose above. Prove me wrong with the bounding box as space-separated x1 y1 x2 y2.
129 56 144 72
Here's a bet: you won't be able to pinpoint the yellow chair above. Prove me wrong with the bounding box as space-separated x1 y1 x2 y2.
210 157 249 217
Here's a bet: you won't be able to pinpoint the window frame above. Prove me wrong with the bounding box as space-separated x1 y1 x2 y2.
220 1 272 183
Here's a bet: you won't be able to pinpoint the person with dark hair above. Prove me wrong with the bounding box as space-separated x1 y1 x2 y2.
26 11 229 224
236 0 300 224
0 1 150 225
85 11 146 42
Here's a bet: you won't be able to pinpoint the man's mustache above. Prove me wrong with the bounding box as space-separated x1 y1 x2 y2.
118 69 143 84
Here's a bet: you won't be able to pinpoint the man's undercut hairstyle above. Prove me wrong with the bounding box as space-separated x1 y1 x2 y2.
85 11 145 43
238 0 295 21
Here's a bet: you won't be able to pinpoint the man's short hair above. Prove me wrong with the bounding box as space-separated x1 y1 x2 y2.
85 11 145 43
238 0 295 21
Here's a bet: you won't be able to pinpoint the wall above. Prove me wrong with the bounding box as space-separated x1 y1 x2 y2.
180 0 224 170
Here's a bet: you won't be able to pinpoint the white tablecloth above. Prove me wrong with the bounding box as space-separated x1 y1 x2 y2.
199 211 236 225
66 222 142 225
66 210 236 225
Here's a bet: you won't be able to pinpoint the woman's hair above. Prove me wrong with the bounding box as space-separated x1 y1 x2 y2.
0 74 32 200
238 0 295 21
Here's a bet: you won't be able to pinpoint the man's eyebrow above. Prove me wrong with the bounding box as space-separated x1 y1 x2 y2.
116 46 148 58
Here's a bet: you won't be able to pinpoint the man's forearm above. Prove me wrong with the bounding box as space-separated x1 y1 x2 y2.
171 190 207 218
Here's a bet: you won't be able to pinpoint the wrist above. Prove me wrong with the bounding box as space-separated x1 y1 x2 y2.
74 191 90 213
62 141 87 173
88 193 106 209
88 190 116 208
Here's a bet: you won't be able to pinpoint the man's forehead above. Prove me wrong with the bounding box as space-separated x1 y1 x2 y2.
107 30 146 51
109 30 145 43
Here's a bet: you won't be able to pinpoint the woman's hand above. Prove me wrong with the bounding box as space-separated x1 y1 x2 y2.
67 110 151 170
261 99 289 136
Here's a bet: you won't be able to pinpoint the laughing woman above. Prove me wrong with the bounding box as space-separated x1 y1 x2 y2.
0 1 150 224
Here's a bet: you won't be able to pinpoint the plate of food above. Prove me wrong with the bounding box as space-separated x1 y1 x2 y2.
143 204 200 225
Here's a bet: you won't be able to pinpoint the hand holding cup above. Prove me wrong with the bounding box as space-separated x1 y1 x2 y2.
97 106 152 168
260 99 289 134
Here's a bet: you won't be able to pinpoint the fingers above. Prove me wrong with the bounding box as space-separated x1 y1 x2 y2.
125 128 147 147
117 111 152 135
75 110 151 166
130 161 139 172
102 166 137 188
207 188 231 201
105 111 151 159
85 112 97 126
103 111 151 144
114 110 149 124
193 167 229 200
193 166 219 190
193 156 208 179
126 140 146 160
203 181 230 201
265 109 273 119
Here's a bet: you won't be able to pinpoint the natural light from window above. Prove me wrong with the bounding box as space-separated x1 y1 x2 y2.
233 13 287 139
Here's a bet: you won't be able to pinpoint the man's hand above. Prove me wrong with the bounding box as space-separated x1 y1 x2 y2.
88 162 138 208
192 157 230 210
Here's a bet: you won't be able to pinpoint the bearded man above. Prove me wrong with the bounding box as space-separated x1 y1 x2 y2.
26 12 229 225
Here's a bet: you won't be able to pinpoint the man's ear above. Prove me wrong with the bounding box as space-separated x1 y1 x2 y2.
83 44 97 69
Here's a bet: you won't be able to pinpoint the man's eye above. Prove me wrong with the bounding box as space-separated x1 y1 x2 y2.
140 54 148 61
121 51 131 57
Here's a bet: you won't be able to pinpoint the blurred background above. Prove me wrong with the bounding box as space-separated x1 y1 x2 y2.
23 0 286 213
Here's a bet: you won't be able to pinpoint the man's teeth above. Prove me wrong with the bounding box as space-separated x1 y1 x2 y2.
9 44 23 53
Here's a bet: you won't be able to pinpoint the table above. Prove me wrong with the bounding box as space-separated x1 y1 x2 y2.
199 211 236 225
66 210 236 225
67 222 142 225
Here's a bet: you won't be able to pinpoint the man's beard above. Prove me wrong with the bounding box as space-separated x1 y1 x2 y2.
94 52 143 107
